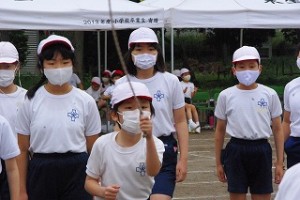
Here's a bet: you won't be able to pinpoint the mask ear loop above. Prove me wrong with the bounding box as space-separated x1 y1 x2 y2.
107 0 146 137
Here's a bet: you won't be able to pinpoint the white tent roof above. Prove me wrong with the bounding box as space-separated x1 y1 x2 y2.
167 0 300 29
0 0 164 30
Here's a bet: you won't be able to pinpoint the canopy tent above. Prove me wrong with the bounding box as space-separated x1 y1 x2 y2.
162 0 300 71
0 0 164 77
167 0 300 29
0 0 164 30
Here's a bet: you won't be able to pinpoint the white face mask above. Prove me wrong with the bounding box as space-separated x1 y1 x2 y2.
102 77 110 83
0 69 16 87
132 53 157 70
182 75 191 82
44 66 73 86
118 109 151 135
296 57 300 69
235 70 260 86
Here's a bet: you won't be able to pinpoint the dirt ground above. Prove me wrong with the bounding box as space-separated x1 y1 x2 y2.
173 129 280 200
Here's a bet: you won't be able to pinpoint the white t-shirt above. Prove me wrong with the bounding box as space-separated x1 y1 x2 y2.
68 73 81 87
283 77 300 137
275 162 300 200
116 72 185 137
180 81 195 99
0 115 20 173
16 86 101 153
103 84 116 97
214 84 282 139
86 86 101 101
0 86 27 137
86 131 165 200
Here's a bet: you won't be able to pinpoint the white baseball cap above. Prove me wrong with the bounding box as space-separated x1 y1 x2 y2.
0 42 19 63
232 46 261 64
128 27 158 49
111 82 152 108
91 77 101 85
180 68 190 76
37 34 75 55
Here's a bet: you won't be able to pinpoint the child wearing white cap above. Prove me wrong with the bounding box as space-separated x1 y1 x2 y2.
180 67 201 133
116 27 188 200
86 76 102 102
282 43 300 169
0 41 26 200
85 81 165 200
16 34 101 200
214 46 284 200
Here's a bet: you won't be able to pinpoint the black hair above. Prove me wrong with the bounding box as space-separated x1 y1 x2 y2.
123 43 166 76
26 43 75 100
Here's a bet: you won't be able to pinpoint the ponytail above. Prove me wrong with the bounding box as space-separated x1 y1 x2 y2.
26 74 47 100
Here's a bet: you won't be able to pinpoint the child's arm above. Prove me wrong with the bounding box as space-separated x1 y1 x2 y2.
85 175 120 199
272 116 284 184
140 115 161 177
5 157 20 200
282 110 291 142
214 118 227 183
17 134 30 200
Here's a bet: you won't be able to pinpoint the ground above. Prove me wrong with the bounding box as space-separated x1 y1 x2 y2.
173 129 280 200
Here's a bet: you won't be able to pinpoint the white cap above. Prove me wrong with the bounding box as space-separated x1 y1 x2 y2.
111 82 152 108
37 34 75 55
102 69 112 77
0 42 19 63
91 77 101 85
128 27 158 49
172 69 181 77
180 68 189 76
232 46 261 64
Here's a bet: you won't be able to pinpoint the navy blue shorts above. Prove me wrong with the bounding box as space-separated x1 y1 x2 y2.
284 136 300 168
223 137 273 194
27 152 92 200
151 135 178 197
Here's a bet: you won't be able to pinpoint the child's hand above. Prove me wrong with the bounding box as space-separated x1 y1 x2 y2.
140 112 152 139
104 184 120 200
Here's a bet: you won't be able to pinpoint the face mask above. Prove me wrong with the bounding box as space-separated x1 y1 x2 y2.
182 75 191 82
132 53 157 70
44 66 73 86
235 70 260 86
297 58 300 69
0 69 16 87
102 77 110 83
118 109 151 135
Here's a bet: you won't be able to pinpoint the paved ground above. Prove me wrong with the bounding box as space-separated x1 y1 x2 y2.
173 129 281 200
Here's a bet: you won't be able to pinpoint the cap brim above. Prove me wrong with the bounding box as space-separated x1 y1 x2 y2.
0 57 18 63
232 56 259 63
129 39 158 48
113 96 152 107
40 40 73 54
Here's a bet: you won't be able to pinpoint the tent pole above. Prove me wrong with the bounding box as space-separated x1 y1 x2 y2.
161 27 165 60
105 31 107 70
171 28 174 72
97 31 101 78
240 29 243 47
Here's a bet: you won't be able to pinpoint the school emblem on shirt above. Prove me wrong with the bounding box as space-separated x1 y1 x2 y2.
67 109 79 122
136 162 146 176
257 98 268 108
154 90 164 102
